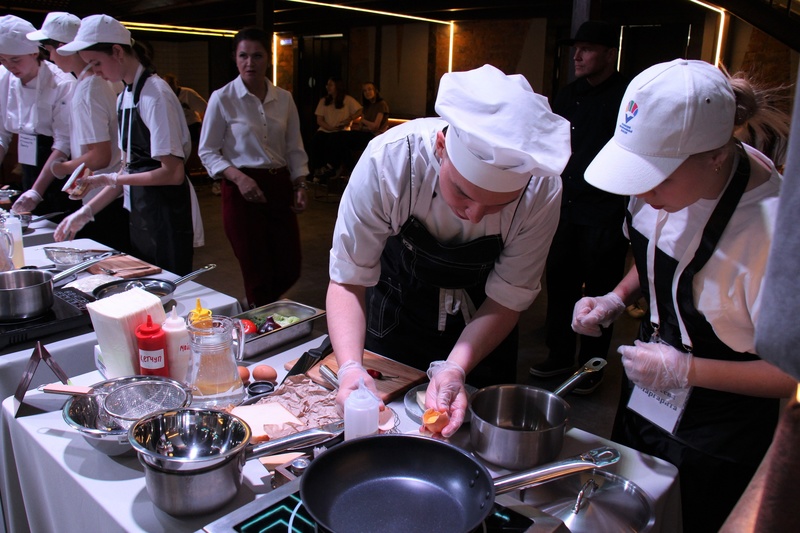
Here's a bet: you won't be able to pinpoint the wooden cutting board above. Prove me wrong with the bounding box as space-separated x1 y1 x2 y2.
284 350 427 403
87 255 162 278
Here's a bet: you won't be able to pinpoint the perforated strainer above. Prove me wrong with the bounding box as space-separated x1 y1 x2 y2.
102 381 190 422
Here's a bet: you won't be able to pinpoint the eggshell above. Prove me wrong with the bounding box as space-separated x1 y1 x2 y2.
252 364 278 383
238 366 251 384
422 409 450 434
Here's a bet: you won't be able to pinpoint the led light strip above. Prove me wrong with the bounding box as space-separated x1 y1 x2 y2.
687 0 726 66
121 21 237 38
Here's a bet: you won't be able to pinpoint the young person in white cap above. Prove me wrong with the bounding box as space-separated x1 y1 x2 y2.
26 12 130 253
327 64 571 437
0 16 77 219
57 14 194 275
574 58 796 532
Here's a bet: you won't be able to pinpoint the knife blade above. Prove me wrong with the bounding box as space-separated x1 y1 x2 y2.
248 419 344 459
279 336 334 386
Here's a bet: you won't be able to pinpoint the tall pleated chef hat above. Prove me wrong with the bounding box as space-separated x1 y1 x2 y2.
585 59 735 195
27 12 81 44
435 64 571 193
0 17 39 55
58 14 132 55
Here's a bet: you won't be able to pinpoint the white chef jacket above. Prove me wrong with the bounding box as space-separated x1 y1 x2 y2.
199 76 308 180
70 72 122 176
176 86 207 127
315 94 361 132
0 61 73 155
625 143 781 353
330 117 562 313
0 66 10 150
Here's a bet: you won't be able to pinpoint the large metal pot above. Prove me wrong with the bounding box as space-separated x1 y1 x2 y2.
299 434 619 533
469 358 606 470
129 408 344 516
92 264 216 305
0 251 114 320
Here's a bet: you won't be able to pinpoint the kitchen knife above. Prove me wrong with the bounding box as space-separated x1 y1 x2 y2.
249 419 344 458
279 336 333 386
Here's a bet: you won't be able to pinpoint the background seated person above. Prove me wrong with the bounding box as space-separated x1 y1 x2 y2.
309 76 361 182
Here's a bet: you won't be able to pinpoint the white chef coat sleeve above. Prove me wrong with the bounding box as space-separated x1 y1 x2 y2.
139 77 190 161
485 175 563 312
50 75 74 157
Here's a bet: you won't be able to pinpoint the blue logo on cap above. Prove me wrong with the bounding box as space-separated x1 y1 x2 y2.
619 100 638 134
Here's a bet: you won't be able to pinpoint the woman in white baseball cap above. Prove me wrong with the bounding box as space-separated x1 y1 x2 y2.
57 14 194 275
0 15 78 219
573 58 795 532
26 12 131 253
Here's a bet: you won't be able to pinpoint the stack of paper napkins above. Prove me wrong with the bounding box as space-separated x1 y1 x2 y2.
87 287 167 378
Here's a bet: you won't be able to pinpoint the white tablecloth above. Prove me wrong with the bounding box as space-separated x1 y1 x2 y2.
0 335 681 533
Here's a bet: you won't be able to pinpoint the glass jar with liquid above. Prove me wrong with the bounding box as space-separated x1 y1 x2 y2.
186 315 246 408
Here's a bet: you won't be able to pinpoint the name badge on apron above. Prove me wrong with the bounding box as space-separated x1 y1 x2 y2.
627 384 691 435
17 133 37 166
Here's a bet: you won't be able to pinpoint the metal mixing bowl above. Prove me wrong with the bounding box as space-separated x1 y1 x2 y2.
62 376 192 456
44 246 106 267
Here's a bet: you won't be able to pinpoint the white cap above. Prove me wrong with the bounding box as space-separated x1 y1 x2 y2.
585 59 735 196
27 12 81 44
58 14 131 55
0 18 39 55
435 64 571 193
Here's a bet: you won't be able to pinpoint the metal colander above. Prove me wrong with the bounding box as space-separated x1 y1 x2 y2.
101 381 190 422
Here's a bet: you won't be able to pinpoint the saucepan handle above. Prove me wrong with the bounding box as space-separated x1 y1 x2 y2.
552 357 607 397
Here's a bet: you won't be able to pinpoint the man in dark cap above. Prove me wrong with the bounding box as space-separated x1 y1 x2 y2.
529 20 629 394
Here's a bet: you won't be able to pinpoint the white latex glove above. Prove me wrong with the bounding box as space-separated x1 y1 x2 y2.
425 360 468 438
54 204 94 241
335 360 383 415
618 340 693 391
572 292 626 337
49 157 68 179
11 190 43 214
68 172 118 200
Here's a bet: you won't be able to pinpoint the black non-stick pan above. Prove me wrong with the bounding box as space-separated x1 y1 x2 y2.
299 434 619 533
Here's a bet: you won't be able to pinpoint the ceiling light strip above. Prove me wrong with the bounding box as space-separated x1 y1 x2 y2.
121 22 237 38
285 0 451 25
687 0 726 66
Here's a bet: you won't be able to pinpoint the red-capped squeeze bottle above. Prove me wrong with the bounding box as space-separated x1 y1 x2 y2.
136 314 169 377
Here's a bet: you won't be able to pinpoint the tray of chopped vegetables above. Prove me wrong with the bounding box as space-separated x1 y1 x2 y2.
234 299 326 358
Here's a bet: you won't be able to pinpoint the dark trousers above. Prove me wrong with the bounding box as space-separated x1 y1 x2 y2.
308 131 348 172
544 220 628 366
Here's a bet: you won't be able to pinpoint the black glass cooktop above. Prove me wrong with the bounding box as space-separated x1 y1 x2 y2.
0 288 94 352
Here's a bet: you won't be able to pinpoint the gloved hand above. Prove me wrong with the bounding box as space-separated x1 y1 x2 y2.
49 157 68 179
335 360 383 415
425 360 468 438
54 204 94 241
68 172 118 200
618 340 693 391
572 292 626 337
11 190 43 214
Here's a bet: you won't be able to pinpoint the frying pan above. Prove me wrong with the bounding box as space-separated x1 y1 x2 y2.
299 434 619 533
91 264 216 305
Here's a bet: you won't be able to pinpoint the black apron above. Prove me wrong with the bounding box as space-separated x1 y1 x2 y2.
119 70 193 275
21 134 80 222
612 145 779 532
365 177 519 388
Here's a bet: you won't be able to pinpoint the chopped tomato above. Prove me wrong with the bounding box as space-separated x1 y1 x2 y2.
241 319 258 335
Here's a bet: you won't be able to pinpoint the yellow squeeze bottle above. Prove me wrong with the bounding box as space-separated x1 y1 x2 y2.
187 298 212 328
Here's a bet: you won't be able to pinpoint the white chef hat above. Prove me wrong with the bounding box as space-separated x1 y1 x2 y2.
435 64 571 193
27 12 81 44
0 18 40 55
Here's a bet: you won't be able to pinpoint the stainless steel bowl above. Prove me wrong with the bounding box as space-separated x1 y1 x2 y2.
62 376 192 456
44 246 107 267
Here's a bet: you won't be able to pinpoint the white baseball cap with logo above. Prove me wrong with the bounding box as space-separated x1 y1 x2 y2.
585 59 736 196
58 14 131 55
27 12 81 44
434 64 571 193
0 18 39 55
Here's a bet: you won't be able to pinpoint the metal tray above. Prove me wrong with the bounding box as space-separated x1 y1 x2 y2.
234 299 325 359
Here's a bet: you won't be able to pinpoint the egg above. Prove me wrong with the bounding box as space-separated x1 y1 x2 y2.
422 408 450 434
252 364 278 383
238 365 251 384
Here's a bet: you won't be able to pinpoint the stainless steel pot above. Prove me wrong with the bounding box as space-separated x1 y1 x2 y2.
469 358 606 470
0 251 114 320
130 408 344 516
92 264 216 305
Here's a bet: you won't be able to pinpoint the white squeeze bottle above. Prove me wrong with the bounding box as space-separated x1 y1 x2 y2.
344 377 379 440
5 216 24 268
162 306 192 385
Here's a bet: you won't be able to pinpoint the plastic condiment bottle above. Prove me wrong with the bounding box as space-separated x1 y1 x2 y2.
187 298 212 328
4 216 24 268
162 306 192 384
344 377 379 440
136 314 169 377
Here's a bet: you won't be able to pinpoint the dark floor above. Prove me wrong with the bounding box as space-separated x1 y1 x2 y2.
190 179 641 439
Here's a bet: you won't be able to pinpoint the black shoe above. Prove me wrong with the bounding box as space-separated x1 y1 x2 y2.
529 359 576 378
572 369 604 395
